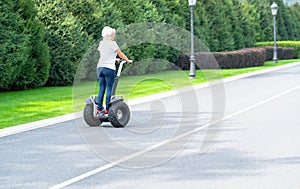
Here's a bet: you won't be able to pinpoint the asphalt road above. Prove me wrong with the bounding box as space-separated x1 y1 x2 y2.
1 63 300 189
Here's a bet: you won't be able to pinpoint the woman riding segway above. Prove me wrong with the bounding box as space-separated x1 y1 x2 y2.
96 26 132 117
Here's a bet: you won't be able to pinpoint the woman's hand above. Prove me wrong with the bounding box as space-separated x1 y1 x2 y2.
116 49 132 64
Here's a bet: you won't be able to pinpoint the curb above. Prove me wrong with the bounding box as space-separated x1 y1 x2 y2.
0 113 77 137
1 62 299 138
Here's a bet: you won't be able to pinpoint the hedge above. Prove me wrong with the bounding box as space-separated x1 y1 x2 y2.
256 41 300 58
258 46 295 61
177 47 266 70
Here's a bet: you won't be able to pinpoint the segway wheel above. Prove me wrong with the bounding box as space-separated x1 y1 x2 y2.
108 101 130 128
83 104 102 127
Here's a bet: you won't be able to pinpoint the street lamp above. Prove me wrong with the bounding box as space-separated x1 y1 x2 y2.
188 0 197 79
271 2 278 63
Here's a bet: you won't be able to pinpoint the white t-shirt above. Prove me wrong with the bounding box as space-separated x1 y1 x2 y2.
97 39 120 70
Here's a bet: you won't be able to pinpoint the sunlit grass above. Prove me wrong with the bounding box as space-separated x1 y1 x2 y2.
0 86 72 128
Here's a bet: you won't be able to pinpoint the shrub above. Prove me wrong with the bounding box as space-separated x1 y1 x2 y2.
259 46 295 61
256 41 300 58
177 47 266 70
277 47 295 60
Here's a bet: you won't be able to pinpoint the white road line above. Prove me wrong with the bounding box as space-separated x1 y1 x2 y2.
1 62 300 138
48 84 300 189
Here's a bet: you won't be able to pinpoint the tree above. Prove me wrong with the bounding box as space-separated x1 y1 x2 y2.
113 0 164 62
202 0 235 51
242 0 263 42
64 0 123 40
231 0 255 48
0 0 29 90
289 3 300 39
34 0 91 85
233 0 255 49
247 0 274 41
13 0 50 89
0 0 50 90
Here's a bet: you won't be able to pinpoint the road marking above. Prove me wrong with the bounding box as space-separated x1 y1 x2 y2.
1 62 300 138
48 84 300 189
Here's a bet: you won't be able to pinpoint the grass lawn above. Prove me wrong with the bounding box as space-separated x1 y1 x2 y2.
1 59 299 129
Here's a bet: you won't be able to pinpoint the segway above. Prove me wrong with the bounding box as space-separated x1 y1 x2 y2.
83 59 130 128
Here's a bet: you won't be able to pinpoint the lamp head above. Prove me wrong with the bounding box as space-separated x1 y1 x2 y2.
271 2 278 16
188 0 197 6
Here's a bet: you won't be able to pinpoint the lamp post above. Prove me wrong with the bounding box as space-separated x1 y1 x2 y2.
188 0 197 79
271 2 278 63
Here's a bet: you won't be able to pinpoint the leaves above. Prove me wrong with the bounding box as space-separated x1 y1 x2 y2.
0 0 49 90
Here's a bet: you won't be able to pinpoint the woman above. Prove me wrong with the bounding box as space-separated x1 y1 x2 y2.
97 26 132 117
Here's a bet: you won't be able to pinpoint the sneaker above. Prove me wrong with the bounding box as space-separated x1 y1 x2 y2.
96 109 105 117
104 109 109 114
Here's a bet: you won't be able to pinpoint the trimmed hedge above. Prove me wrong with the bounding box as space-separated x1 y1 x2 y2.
256 41 300 58
258 46 295 61
177 47 266 70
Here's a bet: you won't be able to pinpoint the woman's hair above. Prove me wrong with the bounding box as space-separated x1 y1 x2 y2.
102 26 116 40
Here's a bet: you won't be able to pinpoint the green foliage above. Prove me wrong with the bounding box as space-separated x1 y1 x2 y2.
65 0 123 40
244 0 299 42
34 0 91 86
33 0 300 80
0 0 50 90
289 3 300 40
241 0 264 42
14 0 50 89
244 0 273 42
0 1 26 90
2 0 300 89
96 0 168 76
202 0 235 51
232 0 254 48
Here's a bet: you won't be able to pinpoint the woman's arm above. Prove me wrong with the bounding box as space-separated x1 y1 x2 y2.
116 49 132 64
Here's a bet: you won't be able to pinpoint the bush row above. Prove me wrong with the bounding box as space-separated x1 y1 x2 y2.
256 41 300 58
177 48 266 70
258 46 295 61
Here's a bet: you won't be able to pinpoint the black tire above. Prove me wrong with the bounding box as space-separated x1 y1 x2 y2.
83 104 101 127
108 101 130 128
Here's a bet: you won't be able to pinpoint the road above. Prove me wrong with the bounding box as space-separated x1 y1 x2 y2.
1 63 300 189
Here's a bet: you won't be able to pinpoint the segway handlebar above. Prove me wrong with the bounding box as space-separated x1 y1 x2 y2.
117 59 131 77
112 59 131 96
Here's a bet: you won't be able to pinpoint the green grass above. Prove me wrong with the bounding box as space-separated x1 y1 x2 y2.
1 59 299 129
0 86 73 128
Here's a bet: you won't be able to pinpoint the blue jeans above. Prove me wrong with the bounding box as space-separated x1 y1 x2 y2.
97 67 116 110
